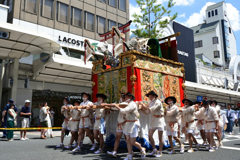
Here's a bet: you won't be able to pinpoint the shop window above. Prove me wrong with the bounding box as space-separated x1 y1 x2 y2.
119 0 126 11
212 10 214 16
214 51 220 58
109 0 116 7
212 37 218 44
96 16 106 33
194 40 202 48
208 11 211 18
25 0 37 14
56 2 68 23
85 12 94 31
215 9 218 15
108 20 116 31
71 7 82 27
41 0 54 19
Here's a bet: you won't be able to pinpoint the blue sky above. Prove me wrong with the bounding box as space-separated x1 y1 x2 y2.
129 0 240 55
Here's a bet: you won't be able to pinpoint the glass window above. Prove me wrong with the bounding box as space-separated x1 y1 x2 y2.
98 0 106 2
215 9 218 15
25 0 37 13
214 51 220 58
225 33 229 40
109 0 116 7
194 40 202 48
57 2 68 23
212 37 218 44
71 7 82 27
8 0 13 12
226 40 230 48
212 10 214 16
119 0 126 11
229 27 232 34
208 11 211 17
118 23 124 28
41 0 54 19
97 16 106 33
108 20 116 31
85 12 94 31
224 26 228 34
226 47 230 54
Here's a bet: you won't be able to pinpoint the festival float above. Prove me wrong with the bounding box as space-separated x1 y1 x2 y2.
84 20 186 149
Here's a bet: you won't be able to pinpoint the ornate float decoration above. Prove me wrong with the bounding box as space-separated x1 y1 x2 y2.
84 21 186 150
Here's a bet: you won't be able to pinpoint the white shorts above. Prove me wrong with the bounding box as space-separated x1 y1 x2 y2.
62 126 70 130
79 125 89 129
187 129 194 134
21 118 29 128
167 130 178 137
124 125 139 138
116 129 123 132
205 129 216 133
197 125 205 130
149 127 164 131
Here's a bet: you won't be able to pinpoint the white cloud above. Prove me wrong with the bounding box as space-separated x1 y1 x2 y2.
226 3 240 31
184 2 240 32
184 2 215 27
156 0 194 6
174 0 194 6
179 13 186 18
129 3 141 23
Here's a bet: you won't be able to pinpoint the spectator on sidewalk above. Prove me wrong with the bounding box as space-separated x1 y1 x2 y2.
46 106 53 138
1 99 18 138
39 102 49 139
7 104 17 141
20 100 31 140
50 108 55 127
226 105 237 135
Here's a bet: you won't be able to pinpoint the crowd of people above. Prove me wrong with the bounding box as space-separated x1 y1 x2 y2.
1 91 239 160
1 99 55 141
53 91 239 160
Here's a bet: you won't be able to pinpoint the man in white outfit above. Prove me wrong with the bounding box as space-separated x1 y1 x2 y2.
56 97 72 148
140 90 165 158
180 99 200 153
115 92 146 160
164 96 184 154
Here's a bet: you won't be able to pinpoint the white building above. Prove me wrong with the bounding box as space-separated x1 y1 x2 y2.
191 1 237 68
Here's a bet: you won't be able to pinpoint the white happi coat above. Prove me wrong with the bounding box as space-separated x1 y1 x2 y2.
120 100 140 134
146 99 165 129
182 105 196 130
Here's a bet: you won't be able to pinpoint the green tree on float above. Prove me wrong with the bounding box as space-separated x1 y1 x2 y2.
132 0 178 38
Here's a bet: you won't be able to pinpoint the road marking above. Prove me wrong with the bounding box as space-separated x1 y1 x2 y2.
221 146 240 151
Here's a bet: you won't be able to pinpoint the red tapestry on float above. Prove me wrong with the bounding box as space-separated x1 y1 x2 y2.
179 77 184 107
134 68 142 102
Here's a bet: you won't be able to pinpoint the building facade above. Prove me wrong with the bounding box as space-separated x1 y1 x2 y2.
0 0 129 127
191 1 237 68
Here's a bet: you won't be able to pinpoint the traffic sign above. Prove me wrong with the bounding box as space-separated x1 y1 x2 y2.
197 96 203 102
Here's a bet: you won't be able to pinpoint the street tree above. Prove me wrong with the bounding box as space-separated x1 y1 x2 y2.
132 0 178 38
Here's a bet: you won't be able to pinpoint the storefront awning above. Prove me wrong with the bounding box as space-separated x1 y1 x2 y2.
33 54 93 87
0 21 60 59
185 81 240 104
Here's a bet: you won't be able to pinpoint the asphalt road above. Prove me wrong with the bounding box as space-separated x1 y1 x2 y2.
1 127 240 160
